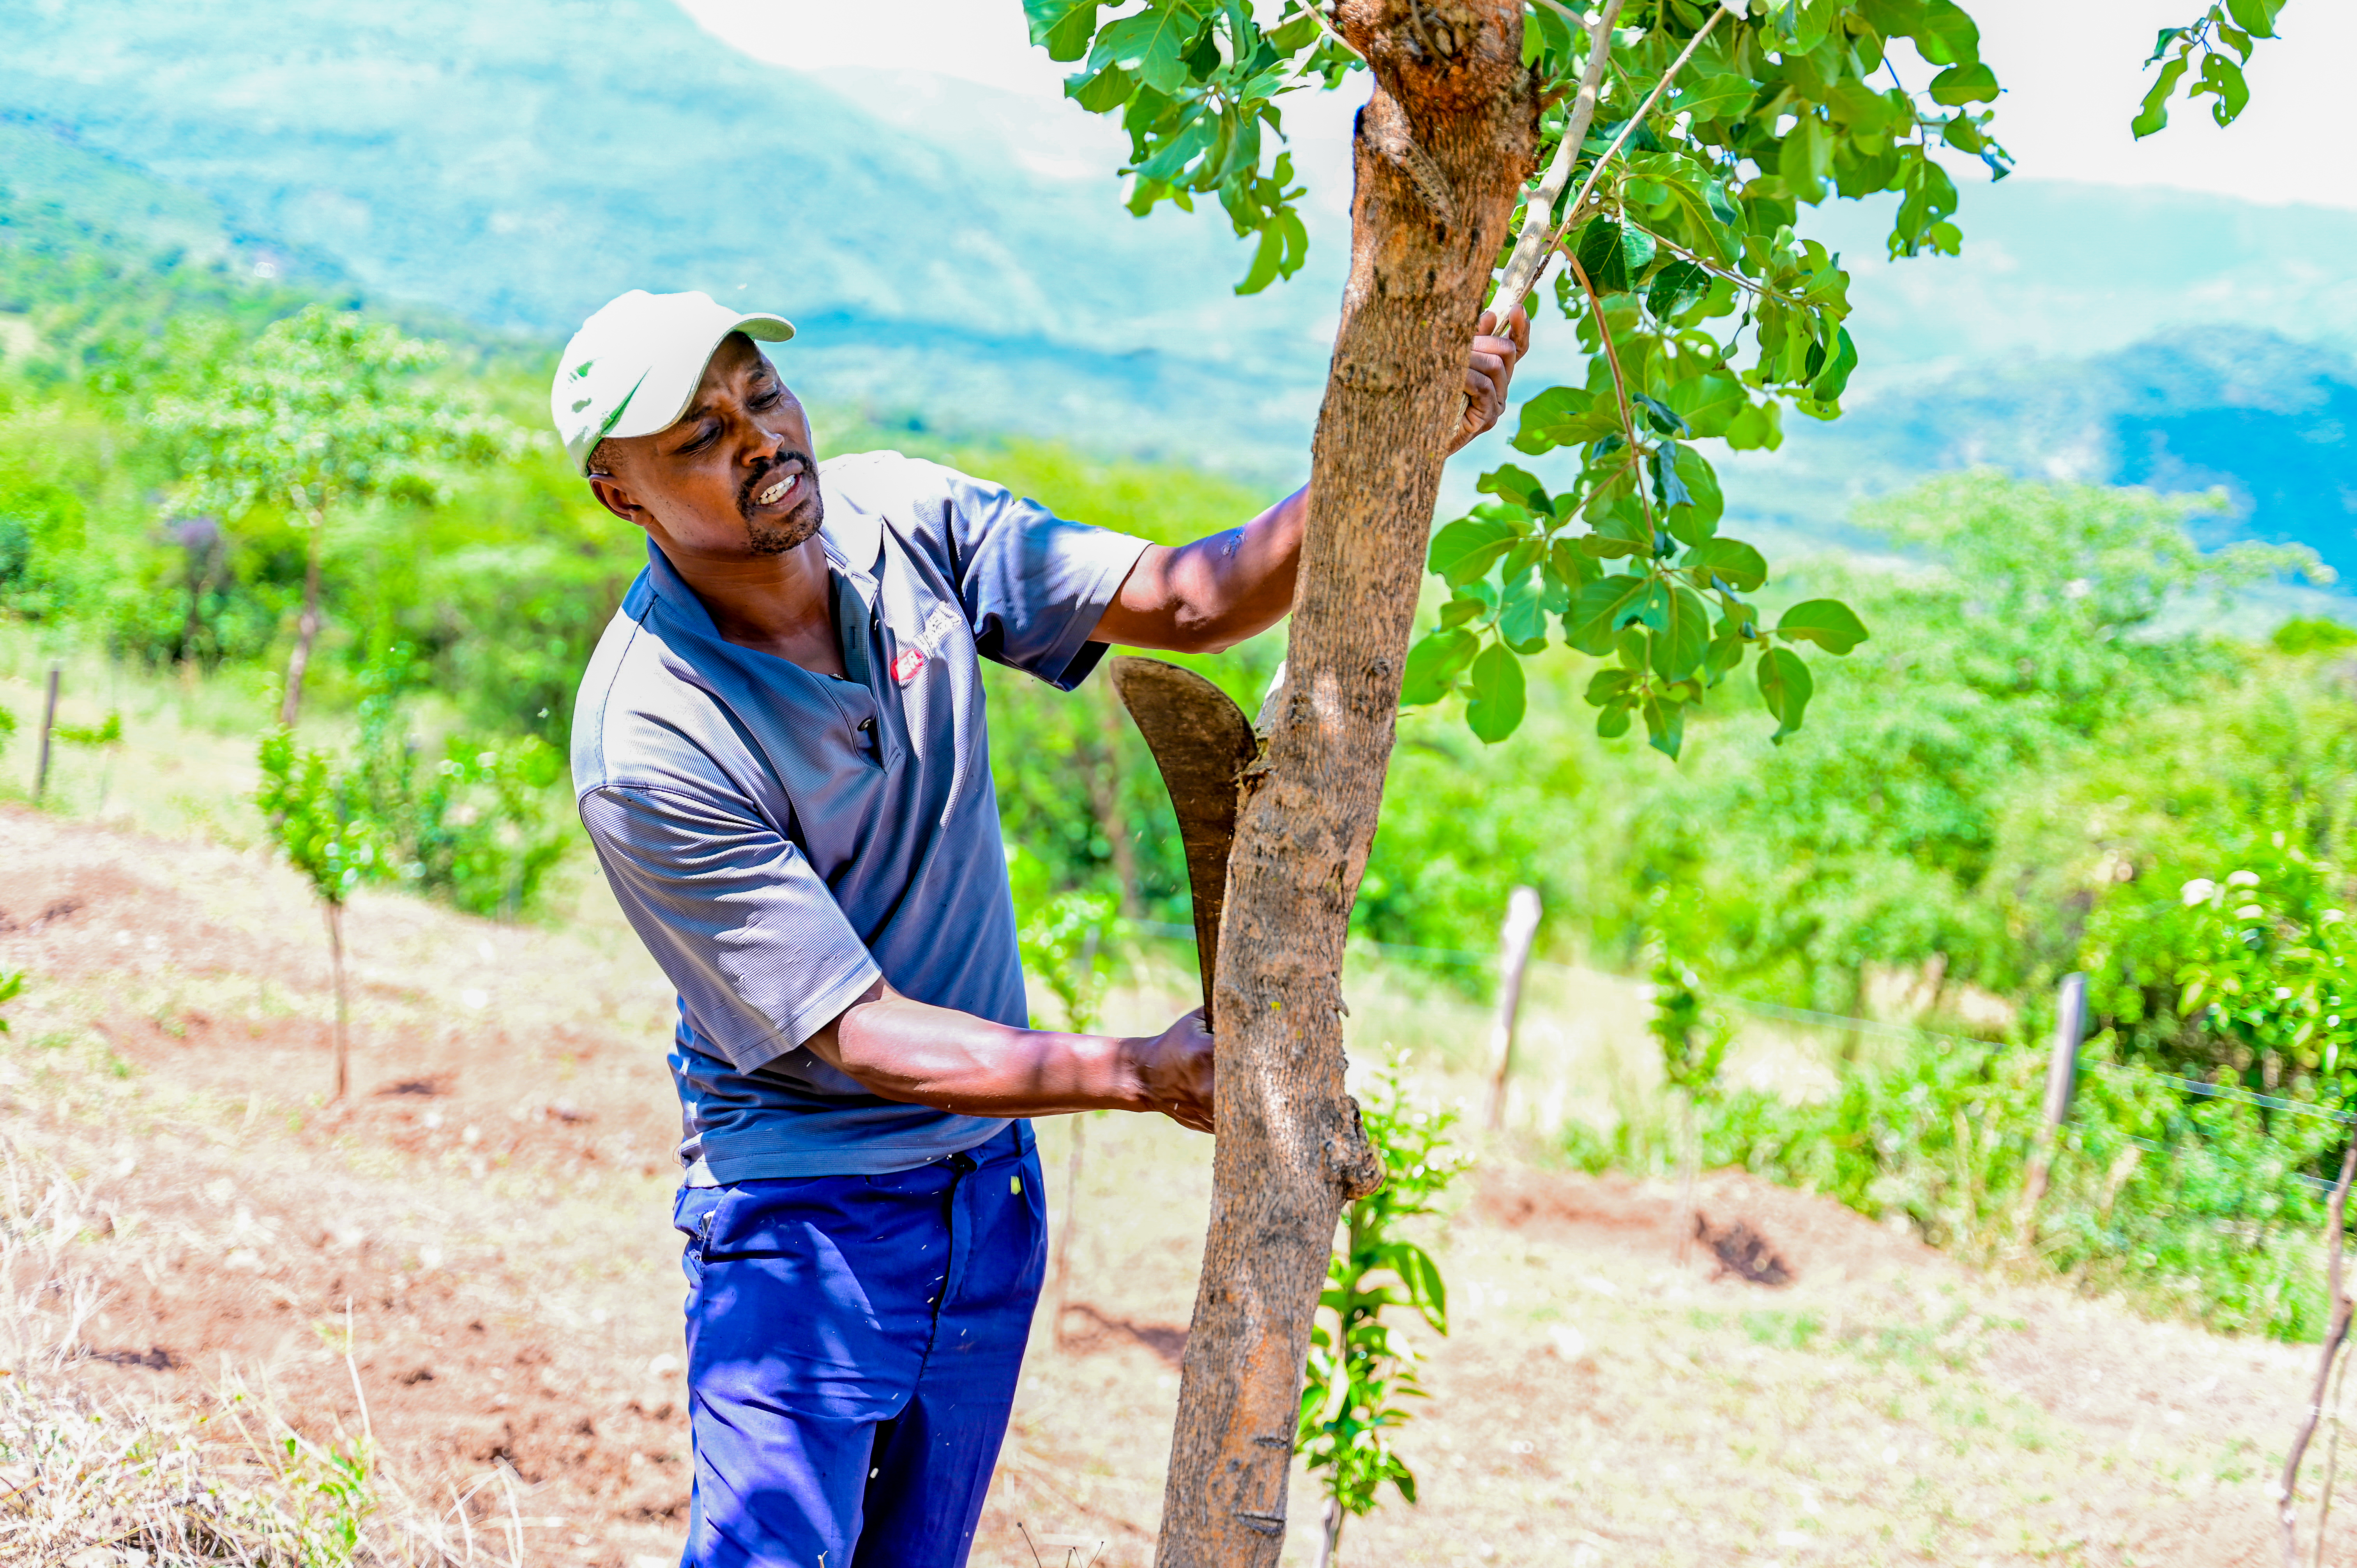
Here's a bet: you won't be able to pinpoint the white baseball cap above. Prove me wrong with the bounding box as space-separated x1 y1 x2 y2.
550 289 795 476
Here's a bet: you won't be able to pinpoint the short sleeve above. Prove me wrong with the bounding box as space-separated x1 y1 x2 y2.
898 459 1152 691
580 784 883 1072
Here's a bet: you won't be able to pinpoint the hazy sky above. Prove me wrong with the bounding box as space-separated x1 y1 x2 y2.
677 0 2353 210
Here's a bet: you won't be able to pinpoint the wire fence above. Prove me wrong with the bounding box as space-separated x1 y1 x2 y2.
1129 916 2356 1211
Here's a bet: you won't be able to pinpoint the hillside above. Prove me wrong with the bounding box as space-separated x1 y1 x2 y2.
3 0 2353 562
0 0 1336 472
1733 327 2357 579
0 802 2327 1565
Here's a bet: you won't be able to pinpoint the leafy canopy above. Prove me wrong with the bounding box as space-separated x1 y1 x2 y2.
2133 0 2286 138
1028 0 2016 755
1606 475 2319 1011
152 304 523 524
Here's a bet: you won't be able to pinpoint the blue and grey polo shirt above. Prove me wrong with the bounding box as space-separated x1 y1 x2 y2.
570 450 1151 1181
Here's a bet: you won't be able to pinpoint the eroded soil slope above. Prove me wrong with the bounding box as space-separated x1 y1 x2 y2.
0 805 2334 1566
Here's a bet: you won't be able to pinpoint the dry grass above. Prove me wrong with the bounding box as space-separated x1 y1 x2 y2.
0 1137 559 1567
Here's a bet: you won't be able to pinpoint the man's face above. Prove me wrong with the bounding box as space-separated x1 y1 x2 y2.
588 333 821 556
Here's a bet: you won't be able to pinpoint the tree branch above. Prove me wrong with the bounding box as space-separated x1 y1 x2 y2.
1565 250 1658 543
1491 0 1624 318
1531 0 1744 303
2284 1138 2357 1567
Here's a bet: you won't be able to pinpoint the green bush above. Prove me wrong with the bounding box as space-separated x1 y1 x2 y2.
341 651 574 917
1569 1023 2350 1341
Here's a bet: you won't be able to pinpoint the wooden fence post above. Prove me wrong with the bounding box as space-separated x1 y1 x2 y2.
33 664 60 803
2016 970 2087 1244
1483 885 1543 1133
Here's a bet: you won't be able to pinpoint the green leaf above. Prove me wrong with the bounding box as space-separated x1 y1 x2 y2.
1653 442 1693 513
1401 628 1478 705
1665 445 1724 542
1548 539 1601 593
1069 61 1135 112
1756 645 1814 740
2224 0 2282 38
1914 0 1981 65
1465 643 1527 744
1565 573 1653 656
1643 693 1686 759
1683 538 1767 593
1383 1240 1449 1331
1512 384 1612 455
1671 73 1755 123
1573 218 1657 294
1585 667 1638 705
2133 51 2189 138
1236 209 1307 296
1478 464 1549 510
1665 372 1744 438
2193 51 2250 126
1596 701 1634 739
1098 9 1195 94
1024 0 1100 61
1645 260 1712 320
1779 115 1830 203
1428 516 1521 586
1929 61 1998 106
1808 325 1859 402
1647 583 1711 681
1581 502 1652 560
1777 598 1870 654
1498 567 1551 654
1437 590 1488 630
1723 399 1782 452
1632 393 1688 437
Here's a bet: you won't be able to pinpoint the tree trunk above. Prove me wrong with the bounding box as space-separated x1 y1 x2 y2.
281 507 326 729
1153 6 1533 1561
1314 1496 1344 1568
325 898 350 1101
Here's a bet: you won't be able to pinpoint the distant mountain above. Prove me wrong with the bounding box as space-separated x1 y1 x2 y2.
1722 327 2357 579
2 0 2352 563
0 0 1337 473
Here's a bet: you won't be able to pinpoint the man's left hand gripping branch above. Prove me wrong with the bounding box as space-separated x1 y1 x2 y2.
551 288 1526 1567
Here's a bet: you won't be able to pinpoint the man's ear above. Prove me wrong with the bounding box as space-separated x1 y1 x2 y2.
588 475 649 528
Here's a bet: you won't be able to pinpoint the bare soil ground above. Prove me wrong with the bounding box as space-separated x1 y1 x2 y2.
0 802 2345 1566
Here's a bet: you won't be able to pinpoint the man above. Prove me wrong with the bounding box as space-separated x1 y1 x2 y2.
554 287 1525 1567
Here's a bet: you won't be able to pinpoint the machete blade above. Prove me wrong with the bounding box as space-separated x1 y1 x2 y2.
1109 656 1258 1027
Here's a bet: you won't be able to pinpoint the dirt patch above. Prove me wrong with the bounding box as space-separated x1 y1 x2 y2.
1480 1164 1949 1286
1 804 2344 1566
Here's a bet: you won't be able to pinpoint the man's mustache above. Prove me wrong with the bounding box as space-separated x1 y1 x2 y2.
737 452 815 516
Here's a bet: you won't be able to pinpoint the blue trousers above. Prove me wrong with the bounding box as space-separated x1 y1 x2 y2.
671 1123 1046 1568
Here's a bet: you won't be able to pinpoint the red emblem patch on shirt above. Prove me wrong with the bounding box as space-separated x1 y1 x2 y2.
891 647 928 685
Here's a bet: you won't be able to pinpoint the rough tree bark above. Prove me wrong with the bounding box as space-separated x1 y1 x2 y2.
1153 5 1534 1561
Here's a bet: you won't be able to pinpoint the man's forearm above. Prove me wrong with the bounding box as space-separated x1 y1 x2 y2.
797 981 1212 1129
834 991 1138 1116
1092 485 1305 654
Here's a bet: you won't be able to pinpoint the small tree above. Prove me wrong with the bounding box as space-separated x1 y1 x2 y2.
154 306 523 725
1297 1063 1467 1566
256 728 384 1099
1648 936 1729 1257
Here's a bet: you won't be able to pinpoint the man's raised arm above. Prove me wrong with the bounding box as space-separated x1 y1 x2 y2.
1091 306 1530 655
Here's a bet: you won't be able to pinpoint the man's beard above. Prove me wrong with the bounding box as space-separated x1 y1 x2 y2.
739 456 823 554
